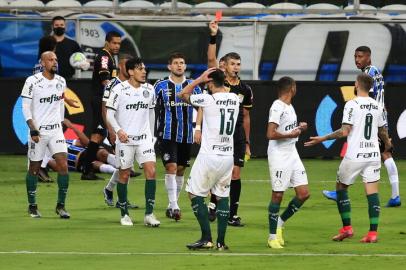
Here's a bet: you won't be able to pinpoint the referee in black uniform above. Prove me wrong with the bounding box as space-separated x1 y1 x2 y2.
81 31 121 180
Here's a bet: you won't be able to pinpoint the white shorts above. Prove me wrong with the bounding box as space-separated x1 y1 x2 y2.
185 153 233 198
337 158 381 185
115 142 156 169
28 131 67 162
268 148 308 192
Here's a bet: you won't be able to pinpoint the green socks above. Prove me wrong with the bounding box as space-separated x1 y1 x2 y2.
117 182 128 217
26 173 38 205
337 189 351 227
57 174 69 205
280 197 304 222
367 193 380 231
191 196 212 241
268 202 280 234
145 180 156 215
216 197 229 245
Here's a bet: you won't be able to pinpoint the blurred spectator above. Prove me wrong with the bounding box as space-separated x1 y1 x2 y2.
51 16 82 79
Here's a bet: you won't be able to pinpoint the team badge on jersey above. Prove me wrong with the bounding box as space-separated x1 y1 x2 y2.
143 89 150 98
56 83 63 90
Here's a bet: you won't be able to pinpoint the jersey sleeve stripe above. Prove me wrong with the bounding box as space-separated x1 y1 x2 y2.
21 95 32 99
342 122 353 126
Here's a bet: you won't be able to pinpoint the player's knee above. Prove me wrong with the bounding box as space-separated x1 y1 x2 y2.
165 163 177 174
144 164 156 179
297 191 310 202
381 151 392 160
272 191 284 203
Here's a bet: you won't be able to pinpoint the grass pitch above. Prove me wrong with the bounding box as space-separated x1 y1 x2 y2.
0 156 405 269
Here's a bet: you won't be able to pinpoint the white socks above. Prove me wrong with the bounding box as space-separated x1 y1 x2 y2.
277 217 285 228
105 169 119 192
165 174 179 210
384 158 400 198
107 154 116 167
99 164 116 174
176 175 184 199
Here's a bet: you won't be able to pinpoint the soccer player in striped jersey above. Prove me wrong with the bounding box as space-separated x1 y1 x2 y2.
323 46 401 207
154 53 202 221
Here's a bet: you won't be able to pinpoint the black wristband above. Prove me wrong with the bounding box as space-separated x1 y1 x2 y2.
30 130 39 137
209 34 217 44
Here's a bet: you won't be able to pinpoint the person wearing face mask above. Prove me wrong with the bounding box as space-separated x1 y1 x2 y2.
51 16 82 79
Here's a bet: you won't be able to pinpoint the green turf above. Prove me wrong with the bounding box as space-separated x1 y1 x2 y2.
1 156 405 269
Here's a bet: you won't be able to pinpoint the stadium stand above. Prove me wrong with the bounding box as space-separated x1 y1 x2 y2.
160 1 192 8
46 0 82 7
9 0 45 7
231 2 266 9
194 2 229 8
120 0 156 8
83 0 113 7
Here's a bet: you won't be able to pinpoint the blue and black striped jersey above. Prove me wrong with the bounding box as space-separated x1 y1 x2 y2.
66 139 86 171
154 77 202 144
363 65 385 107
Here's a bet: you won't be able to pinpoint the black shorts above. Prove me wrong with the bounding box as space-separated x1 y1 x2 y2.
159 139 191 167
233 125 246 167
91 96 107 137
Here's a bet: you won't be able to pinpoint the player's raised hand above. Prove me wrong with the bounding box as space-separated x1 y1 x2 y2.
198 67 216 83
209 20 219 36
304 136 324 147
117 129 128 143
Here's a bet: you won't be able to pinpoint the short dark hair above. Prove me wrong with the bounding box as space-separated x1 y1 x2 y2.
355 46 371 54
277 76 296 95
224 52 241 63
168 52 186 64
52 16 65 23
356 73 373 93
38 35 57 59
125 57 144 74
219 55 226 63
208 69 225 88
105 31 121 42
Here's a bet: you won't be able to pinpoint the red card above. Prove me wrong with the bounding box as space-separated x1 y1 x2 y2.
215 10 222 21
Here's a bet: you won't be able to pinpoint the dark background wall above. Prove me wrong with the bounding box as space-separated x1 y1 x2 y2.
2 79 405 157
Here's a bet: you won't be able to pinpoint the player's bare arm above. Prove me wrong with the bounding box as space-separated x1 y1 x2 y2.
267 122 303 140
378 126 393 152
194 107 203 144
102 102 116 145
26 119 40 143
304 124 351 147
243 108 251 155
63 118 90 147
207 20 219 68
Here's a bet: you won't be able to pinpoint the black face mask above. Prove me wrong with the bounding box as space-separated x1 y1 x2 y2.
53 27 65 36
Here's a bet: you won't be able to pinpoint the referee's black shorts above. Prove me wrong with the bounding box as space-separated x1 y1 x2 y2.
159 139 191 167
233 125 246 167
